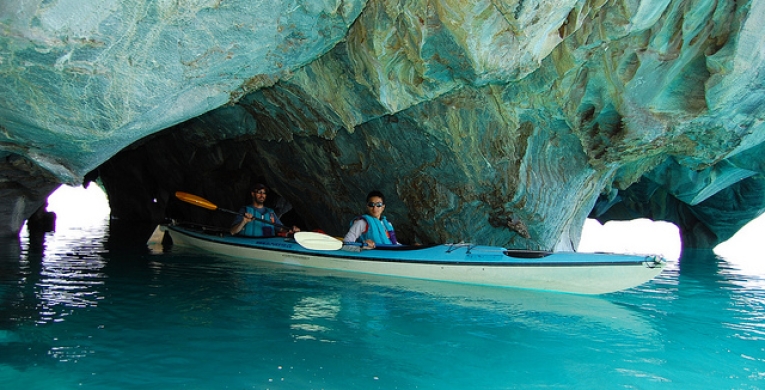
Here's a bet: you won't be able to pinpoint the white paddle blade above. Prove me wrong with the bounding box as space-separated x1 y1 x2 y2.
294 232 343 251
146 225 166 254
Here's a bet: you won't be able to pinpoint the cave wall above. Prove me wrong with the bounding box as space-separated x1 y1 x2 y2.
1 0 765 251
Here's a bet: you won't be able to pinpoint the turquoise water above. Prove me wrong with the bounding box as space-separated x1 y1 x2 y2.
1 218 764 389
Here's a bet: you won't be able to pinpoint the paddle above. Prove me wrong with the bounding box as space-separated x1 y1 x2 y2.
174 191 288 229
293 231 376 251
294 231 345 250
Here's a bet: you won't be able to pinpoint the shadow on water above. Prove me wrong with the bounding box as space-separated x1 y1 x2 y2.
676 248 756 292
678 248 724 278
0 237 23 319
0 235 53 370
104 220 163 255
0 235 45 326
654 248 765 340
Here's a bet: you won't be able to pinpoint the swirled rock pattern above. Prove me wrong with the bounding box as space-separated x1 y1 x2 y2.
2 0 765 251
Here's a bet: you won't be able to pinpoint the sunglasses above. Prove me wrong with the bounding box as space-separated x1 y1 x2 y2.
367 202 384 208
254 190 267 195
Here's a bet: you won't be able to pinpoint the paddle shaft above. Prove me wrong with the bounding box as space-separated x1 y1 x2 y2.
232 209 289 230
175 191 288 230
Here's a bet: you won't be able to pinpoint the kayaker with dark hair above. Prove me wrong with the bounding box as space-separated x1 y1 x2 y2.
343 190 399 249
230 183 300 237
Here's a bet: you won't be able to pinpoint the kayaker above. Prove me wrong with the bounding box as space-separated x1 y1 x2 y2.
230 183 300 237
343 190 399 249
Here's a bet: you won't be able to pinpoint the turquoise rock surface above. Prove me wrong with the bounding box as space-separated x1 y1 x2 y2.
1 0 764 250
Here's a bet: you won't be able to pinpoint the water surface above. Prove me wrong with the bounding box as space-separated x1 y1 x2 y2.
1 217 763 389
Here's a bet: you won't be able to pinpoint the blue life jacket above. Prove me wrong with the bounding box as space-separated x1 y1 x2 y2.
354 214 396 245
241 206 276 237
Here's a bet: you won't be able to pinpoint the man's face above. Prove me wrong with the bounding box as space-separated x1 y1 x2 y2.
253 190 267 204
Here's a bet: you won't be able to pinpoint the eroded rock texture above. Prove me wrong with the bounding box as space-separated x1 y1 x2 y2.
2 0 765 251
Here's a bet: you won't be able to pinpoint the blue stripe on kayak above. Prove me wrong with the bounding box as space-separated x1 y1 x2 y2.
168 226 659 268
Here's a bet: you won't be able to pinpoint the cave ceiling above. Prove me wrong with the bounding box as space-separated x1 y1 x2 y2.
2 0 765 250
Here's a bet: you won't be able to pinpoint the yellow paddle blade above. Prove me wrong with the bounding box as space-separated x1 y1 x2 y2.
175 191 218 211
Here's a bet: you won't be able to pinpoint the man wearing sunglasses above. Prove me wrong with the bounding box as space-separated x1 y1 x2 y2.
343 190 399 249
230 183 300 237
